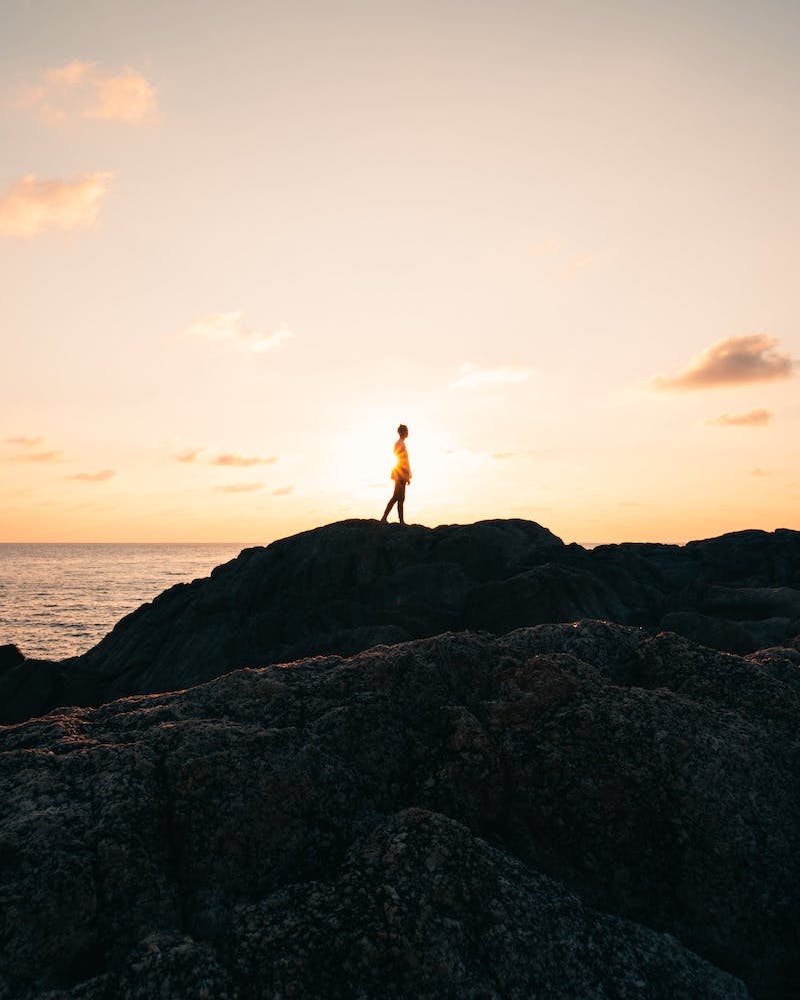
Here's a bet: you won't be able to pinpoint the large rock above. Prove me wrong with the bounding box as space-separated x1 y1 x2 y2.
2 621 799 998
2 519 800 724
659 611 757 655
0 644 24 671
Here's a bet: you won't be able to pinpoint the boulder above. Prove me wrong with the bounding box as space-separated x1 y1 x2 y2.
0 643 24 671
659 611 757 655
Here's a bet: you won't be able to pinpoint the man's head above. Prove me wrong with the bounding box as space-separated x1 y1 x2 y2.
397 424 408 439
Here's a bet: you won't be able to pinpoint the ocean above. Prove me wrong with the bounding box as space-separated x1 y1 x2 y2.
0 543 249 661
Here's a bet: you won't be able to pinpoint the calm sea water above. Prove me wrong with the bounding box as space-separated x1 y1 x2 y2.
0 543 250 661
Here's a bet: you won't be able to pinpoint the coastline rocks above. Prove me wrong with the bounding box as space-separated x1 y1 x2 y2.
2 519 800 724
2 622 799 998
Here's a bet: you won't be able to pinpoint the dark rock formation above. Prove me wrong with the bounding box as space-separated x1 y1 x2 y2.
7 621 799 998
0 643 24 671
660 611 758 655
2 519 800 725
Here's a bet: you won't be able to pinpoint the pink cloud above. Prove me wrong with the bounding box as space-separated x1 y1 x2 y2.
7 449 62 463
653 335 795 390
212 453 277 467
706 409 773 428
82 67 157 122
5 435 43 446
214 482 263 493
0 172 113 237
21 61 157 124
175 449 201 463
67 469 116 482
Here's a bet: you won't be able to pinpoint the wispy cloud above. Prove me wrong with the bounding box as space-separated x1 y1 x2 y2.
5 435 43 447
532 238 559 256
211 453 277 467
7 449 62 463
214 482 263 493
706 409 773 428
491 451 516 460
66 469 115 482
0 172 113 237
271 485 294 496
451 364 531 390
750 468 769 478
20 61 157 124
175 449 200 463
185 312 292 353
652 335 795 390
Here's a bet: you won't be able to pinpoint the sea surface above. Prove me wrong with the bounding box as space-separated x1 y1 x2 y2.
0 543 250 661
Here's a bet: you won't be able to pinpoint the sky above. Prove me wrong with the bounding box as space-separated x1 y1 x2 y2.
1 0 798 543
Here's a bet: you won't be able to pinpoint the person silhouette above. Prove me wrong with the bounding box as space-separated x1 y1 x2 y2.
380 424 411 525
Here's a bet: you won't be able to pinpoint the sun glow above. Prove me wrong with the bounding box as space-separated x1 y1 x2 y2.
325 419 461 517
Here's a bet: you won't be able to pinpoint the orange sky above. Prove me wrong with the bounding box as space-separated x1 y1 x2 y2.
2 0 798 543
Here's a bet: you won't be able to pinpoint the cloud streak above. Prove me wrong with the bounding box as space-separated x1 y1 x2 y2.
175 449 200 463
185 312 292 353
215 482 263 493
271 485 294 496
451 364 531 390
652 335 795 390
211 453 277 467
66 469 115 482
21 61 157 124
6 435 43 447
0 172 113 237
706 409 773 428
7 449 62 463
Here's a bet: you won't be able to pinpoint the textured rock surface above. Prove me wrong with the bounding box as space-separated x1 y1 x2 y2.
2 519 800 724
3 621 800 998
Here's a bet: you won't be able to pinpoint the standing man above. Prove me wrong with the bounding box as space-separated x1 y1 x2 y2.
380 424 411 525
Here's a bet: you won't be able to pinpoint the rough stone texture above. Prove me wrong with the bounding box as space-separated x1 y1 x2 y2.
3 519 800 725
3 622 800 998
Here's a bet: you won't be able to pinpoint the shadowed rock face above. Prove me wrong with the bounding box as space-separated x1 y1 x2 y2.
7 621 800 999
0 644 24 671
2 518 799 725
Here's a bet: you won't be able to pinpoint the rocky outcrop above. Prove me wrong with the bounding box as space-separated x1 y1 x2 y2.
0 644 24 671
2 519 800 724
6 621 798 998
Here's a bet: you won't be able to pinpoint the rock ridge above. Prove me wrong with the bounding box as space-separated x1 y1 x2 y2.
2 518 800 724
